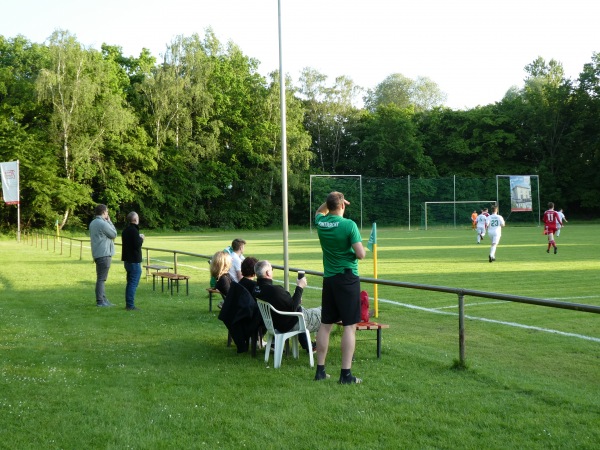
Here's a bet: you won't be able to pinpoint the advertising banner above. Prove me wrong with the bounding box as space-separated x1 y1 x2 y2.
509 175 532 211
0 160 19 205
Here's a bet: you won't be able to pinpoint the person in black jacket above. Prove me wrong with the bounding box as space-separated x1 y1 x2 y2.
218 281 262 354
210 251 233 309
121 211 145 311
253 260 321 352
238 256 258 296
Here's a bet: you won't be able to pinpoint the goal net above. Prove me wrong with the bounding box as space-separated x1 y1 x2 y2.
423 201 496 230
310 175 362 231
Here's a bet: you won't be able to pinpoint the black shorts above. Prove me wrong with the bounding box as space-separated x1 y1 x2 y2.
321 270 361 326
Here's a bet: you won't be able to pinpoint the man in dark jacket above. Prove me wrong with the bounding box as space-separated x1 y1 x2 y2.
121 211 145 311
254 260 320 352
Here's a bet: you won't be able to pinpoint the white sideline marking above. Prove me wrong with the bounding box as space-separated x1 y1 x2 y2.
378 298 600 343
285 282 600 343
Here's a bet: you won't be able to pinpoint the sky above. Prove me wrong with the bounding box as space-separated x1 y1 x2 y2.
2 0 599 110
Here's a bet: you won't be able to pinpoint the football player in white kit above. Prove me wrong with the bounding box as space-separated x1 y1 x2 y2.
475 208 488 244
486 205 505 262
556 208 567 237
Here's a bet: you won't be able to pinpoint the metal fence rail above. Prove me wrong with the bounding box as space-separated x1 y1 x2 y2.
25 231 600 365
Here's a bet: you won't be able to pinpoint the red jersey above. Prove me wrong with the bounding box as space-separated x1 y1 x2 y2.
543 209 562 229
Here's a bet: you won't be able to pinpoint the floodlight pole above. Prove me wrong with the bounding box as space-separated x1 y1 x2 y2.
278 0 290 291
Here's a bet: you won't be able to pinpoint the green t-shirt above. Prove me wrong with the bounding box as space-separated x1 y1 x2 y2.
315 213 362 277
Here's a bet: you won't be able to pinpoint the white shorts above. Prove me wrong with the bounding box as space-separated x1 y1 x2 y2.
488 232 501 245
476 227 486 236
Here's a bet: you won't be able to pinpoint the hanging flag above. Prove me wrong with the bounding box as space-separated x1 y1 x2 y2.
0 160 20 205
367 222 377 251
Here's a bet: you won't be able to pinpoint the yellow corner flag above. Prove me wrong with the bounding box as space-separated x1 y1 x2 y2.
366 223 379 317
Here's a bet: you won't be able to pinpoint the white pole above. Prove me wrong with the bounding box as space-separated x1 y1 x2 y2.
536 175 541 226
309 175 313 233
408 175 411 231
359 175 363 231
278 0 289 291
453 174 456 228
496 175 500 209
17 159 21 243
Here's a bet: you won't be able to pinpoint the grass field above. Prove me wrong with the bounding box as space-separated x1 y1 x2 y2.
1 224 599 449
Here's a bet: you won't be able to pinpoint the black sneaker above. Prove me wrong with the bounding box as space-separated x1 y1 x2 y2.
546 249 550 253
554 247 558 254
314 371 330 381
338 374 363 384
126 306 140 311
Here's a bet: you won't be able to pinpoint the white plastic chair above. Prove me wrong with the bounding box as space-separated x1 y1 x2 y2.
256 300 314 369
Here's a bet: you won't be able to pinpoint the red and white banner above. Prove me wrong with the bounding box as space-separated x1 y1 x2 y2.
1 160 20 205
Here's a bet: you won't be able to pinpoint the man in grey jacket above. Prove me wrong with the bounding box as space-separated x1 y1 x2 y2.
89 204 117 307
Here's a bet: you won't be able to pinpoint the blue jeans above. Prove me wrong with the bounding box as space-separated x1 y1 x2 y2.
124 262 142 308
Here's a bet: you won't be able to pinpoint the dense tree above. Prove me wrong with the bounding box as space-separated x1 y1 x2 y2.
364 73 446 112
416 105 521 177
298 68 362 173
567 52 600 210
516 57 575 205
35 30 141 228
2 32 599 231
0 36 63 228
353 104 437 177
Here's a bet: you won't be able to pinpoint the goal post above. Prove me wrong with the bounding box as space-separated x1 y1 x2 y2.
310 175 363 232
423 201 496 230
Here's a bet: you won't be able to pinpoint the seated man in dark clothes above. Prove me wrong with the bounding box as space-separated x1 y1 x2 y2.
238 256 258 296
253 260 321 352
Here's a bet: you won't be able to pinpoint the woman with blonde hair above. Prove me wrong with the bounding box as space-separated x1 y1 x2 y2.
210 251 233 308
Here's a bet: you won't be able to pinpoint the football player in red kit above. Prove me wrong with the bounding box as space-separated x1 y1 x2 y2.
543 202 562 254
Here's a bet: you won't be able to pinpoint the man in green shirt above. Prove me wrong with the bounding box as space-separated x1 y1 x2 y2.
314 191 366 384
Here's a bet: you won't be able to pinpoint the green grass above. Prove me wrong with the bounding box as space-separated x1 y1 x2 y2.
1 225 599 449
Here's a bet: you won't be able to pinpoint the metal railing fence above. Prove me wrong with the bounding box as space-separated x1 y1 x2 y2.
24 231 600 365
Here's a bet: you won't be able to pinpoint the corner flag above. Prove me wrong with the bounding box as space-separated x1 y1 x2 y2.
366 222 379 317
367 222 377 251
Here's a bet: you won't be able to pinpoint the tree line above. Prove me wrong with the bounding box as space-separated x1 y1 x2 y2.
1 30 598 231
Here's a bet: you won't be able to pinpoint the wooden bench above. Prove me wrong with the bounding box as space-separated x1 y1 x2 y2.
152 272 190 295
206 288 221 312
337 321 390 359
143 264 173 279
